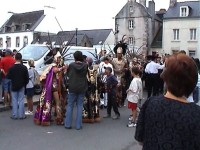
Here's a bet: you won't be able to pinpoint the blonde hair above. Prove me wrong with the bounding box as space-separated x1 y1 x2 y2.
28 59 34 67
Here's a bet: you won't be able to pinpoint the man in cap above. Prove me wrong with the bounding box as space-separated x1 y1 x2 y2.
0 49 15 106
103 66 120 119
111 47 128 107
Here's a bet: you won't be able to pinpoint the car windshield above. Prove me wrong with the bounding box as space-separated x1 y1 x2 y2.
19 45 49 61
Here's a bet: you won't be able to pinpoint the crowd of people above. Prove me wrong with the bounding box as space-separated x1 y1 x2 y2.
0 46 200 149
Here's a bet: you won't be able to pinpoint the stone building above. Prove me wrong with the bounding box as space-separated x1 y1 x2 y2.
114 0 164 56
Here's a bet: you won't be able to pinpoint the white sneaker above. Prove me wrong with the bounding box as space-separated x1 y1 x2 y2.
25 110 33 115
127 122 137 128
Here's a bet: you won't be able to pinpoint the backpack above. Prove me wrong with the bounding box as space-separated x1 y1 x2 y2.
32 68 40 86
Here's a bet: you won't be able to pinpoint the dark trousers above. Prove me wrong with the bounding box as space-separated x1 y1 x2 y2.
107 92 120 116
146 74 159 98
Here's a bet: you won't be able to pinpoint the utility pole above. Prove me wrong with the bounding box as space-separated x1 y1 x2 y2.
75 28 78 46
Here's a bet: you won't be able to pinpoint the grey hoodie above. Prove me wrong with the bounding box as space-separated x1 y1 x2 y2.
67 62 88 93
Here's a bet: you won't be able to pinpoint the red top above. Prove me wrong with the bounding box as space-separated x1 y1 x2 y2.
0 56 16 78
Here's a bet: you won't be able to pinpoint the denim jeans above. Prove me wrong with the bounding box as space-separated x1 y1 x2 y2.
11 87 25 118
2 78 11 92
65 92 85 129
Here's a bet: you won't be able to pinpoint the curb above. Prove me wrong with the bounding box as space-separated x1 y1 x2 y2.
0 100 39 112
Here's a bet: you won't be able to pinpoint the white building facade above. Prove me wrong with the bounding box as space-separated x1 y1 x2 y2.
0 9 60 51
163 0 200 58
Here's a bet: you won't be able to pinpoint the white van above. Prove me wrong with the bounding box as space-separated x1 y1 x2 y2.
20 44 97 73
19 44 97 94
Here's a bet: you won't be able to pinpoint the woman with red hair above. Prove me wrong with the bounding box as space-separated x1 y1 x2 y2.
135 54 200 150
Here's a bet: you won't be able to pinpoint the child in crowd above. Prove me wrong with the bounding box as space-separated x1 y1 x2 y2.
126 67 143 127
103 67 120 120
25 59 35 115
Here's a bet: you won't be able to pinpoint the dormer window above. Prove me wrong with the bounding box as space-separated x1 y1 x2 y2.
22 23 31 31
180 6 189 17
5 26 11 32
11 25 16 32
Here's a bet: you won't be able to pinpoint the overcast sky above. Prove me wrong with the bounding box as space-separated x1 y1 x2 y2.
0 0 194 31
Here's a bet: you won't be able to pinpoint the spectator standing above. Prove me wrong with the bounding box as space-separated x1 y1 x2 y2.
64 51 88 130
7 53 29 119
127 67 143 127
25 59 35 115
98 57 114 108
145 55 164 98
0 50 3 104
0 49 16 106
12 49 17 58
135 54 200 149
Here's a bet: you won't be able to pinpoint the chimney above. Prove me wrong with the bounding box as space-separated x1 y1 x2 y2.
148 0 155 17
139 0 146 7
169 0 177 7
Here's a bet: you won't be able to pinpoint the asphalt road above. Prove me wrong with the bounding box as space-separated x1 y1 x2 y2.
0 97 143 150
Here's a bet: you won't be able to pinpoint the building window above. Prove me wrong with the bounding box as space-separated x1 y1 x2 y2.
129 6 133 12
129 37 134 45
6 37 11 48
129 20 134 29
190 29 197 40
16 37 20 47
0 38 3 47
173 29 179 40
23 36 28 47
180 6 189 17
189 50 196 57
6 26 11 32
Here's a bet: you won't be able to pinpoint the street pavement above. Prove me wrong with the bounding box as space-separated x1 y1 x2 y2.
0 94 147 150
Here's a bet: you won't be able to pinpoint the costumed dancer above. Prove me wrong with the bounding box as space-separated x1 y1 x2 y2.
112 46 128 107
82 57 100 123
34 51 67 126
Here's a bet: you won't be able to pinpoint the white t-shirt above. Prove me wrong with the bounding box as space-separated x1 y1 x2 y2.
127 77 143 103
97 62 114 75
145 61 164 74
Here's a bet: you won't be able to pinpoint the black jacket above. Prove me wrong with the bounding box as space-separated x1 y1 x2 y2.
67 62 88 93
7 63 29 91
